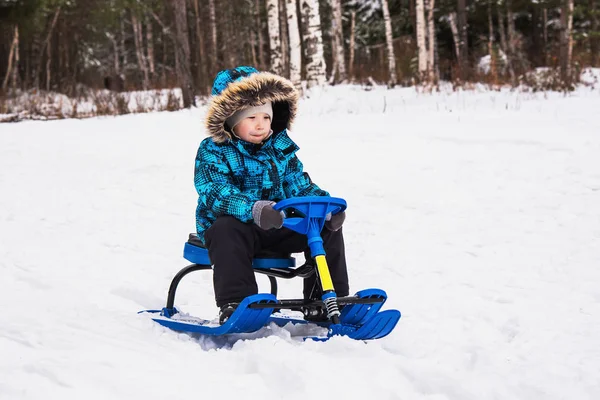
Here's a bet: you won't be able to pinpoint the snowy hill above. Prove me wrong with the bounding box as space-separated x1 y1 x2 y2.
1 85 599 400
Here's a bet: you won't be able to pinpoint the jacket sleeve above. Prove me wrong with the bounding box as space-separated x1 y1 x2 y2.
194 141 255 222
282 154 329 198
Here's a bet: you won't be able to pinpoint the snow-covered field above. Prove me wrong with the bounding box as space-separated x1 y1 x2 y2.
1 85 599 400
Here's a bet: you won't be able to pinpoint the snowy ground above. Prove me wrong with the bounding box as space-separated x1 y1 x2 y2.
1 84 600 400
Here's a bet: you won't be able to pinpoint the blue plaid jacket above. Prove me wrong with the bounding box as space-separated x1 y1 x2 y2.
194 66 328 243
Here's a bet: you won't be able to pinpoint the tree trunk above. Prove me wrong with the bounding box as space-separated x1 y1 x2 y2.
543 7 548 66
193 0 208 93
416 0 427 81
13 25 20 90
279 0 290 77
498 1 516 83
267 0 283 74
506 0 517 72
287 0 302 89
331 0 347 83
173 0 196 107
457 0 468 79
382 0 398 87
349 10 356 80
109 33 120 76
488 0 497 82
46 31 52 91
224 7 237 67
590 0 599 66
301 0 327 88
255 0 266 70
559 0 574 83
2 25 19 90
132 13 150 89
35 6 61 89
121 14 128 70
209 0 218 74
448 12 461 63
146 14 155 76
427 0 437 82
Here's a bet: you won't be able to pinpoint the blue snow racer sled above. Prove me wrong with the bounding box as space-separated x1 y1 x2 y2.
143 197 401 341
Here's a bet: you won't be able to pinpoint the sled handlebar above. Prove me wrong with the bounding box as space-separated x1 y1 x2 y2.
273 196 346 256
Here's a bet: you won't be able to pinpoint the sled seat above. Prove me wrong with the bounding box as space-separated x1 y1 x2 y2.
184 233 296 269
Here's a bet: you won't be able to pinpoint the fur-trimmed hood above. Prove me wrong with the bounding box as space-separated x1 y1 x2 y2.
205 66 299 143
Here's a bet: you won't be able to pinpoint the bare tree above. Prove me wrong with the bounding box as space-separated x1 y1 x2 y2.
301 0 327 88
286 0 302 89
267 0 283 74
488 0 497 82
543 6 549 66
506 0 517 74
331 0 347 83
497 2 515 82
381 0 397 87
349 10 356 80
448 12 461 63
209 0 218 74
427 0 437 82
192 0 208 92
173 0 196 107
35 6 61 89
255 0 266 70
560 0 574 83
591 0 599 66
416 0 427 80
132 13 150 89
279 0 289 76
457 0 468 79
2 25 19 90
146 14 155 76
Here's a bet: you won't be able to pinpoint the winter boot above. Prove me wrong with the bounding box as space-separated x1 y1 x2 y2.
219 303 239 325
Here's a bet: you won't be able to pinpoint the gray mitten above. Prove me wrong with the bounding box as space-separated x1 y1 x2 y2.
252 201 285 230
325 211 346 231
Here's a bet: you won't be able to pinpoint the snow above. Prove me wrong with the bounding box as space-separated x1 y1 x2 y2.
0 88 183 122
1 84 600 399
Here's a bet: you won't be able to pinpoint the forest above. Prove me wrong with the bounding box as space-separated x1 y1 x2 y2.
1 0 598 116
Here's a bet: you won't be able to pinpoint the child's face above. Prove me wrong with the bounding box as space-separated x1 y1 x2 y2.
233 113 272 144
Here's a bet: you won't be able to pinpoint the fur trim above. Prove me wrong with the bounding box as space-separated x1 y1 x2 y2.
205 72 299 143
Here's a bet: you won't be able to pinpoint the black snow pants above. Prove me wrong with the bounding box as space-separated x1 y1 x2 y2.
204 216 350 307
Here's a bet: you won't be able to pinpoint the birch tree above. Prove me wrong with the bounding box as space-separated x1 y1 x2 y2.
267 0 283 74
560 0 574 83
448 12 461 63
349 10 356 80
286 0 302 89
301 0 327 88
381 0 397 87
331 0 347 83
131 13 149 89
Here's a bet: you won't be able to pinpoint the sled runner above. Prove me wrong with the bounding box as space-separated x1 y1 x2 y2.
141 197 401 341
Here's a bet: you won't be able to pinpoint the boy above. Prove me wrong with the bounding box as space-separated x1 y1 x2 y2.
194 66 349 324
